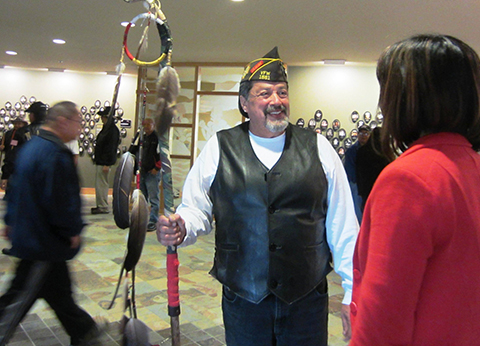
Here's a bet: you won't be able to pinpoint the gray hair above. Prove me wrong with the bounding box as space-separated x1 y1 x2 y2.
46 101 79 122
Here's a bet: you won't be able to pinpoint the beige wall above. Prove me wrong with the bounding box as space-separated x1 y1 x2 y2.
0 64 382 188
0 68 138 188
288 64 380 132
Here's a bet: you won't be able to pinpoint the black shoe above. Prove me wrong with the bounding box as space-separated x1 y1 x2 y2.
75 317 109 346
91 207 109 215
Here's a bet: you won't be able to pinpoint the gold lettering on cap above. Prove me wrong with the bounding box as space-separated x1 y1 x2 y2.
259 70 271 80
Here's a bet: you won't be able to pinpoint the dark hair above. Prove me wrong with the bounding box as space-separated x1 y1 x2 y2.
35 112 47 124
238 81 253 118
377 34 480 159
29 102 47 124
367 127 385 158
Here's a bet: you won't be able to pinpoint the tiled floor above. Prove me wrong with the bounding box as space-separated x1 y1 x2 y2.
0 194 350 346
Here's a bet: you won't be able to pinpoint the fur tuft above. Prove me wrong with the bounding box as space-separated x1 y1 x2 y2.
155 104 176 136
155 66 180 135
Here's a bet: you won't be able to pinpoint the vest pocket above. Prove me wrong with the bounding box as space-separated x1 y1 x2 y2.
315 278 328 295
223 286 238 302
305 240 324 251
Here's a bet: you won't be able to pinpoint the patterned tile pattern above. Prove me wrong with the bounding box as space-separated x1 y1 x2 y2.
0 194 349 345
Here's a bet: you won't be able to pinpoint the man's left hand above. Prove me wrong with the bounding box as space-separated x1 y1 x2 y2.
341 303 352 340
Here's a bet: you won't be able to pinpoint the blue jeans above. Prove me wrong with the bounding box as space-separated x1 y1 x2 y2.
222 280 328 346
139 170 161 226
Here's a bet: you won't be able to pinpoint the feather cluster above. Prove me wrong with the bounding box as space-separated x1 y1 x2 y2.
154 66 180 136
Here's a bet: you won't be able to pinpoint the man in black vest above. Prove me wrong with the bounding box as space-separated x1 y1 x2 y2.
157 47 358 345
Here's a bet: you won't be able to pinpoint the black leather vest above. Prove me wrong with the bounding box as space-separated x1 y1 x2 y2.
209 122 331 304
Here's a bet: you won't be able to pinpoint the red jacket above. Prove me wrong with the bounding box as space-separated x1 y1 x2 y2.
350 132 480 345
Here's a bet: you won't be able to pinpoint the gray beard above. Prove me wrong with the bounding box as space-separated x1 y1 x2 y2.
265 117 289 133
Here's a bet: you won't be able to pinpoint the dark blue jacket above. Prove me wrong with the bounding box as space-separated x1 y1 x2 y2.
5 129 84 261
344 141 360 183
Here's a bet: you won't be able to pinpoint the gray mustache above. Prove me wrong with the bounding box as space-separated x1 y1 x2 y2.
265 105 287 114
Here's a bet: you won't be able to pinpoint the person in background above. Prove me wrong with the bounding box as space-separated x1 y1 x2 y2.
23 101 47 139
157 47 358 345
0 118 28 196
343 124 371 223
157 130 175 216
91 106 119 214
0 101 107 345
138 118 162 232
355 127 390 210
66 139 80 166
350 34 480 345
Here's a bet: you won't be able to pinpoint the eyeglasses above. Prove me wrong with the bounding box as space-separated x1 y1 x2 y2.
251 89 289 101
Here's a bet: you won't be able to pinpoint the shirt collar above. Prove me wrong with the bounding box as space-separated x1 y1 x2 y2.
38 128 70 152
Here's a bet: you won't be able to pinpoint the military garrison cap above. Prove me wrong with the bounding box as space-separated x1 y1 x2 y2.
240 46 287 83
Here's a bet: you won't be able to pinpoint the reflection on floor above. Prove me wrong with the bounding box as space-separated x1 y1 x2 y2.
0 194 349 346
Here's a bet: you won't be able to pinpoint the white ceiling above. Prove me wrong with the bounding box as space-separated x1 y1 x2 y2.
1 0 480 75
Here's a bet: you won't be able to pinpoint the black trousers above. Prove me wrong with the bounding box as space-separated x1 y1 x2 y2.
0 259 95 345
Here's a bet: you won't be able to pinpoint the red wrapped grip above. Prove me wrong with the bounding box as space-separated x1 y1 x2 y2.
167 252 180 308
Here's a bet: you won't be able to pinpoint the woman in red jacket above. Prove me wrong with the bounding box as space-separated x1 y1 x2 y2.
350 34 480 345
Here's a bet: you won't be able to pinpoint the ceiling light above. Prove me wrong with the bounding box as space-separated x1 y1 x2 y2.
48 67 65 72
323 59 346 65
53 39 66 45
6 51 17 56
231 0 244 2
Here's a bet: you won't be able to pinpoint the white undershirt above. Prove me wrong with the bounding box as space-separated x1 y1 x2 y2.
248 131 285 170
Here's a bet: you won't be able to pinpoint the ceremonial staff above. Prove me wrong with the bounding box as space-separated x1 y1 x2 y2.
114 1 181 344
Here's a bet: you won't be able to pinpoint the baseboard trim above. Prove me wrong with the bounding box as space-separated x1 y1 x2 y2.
81 188 113 196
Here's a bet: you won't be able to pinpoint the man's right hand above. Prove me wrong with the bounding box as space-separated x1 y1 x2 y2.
156 214 186 246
